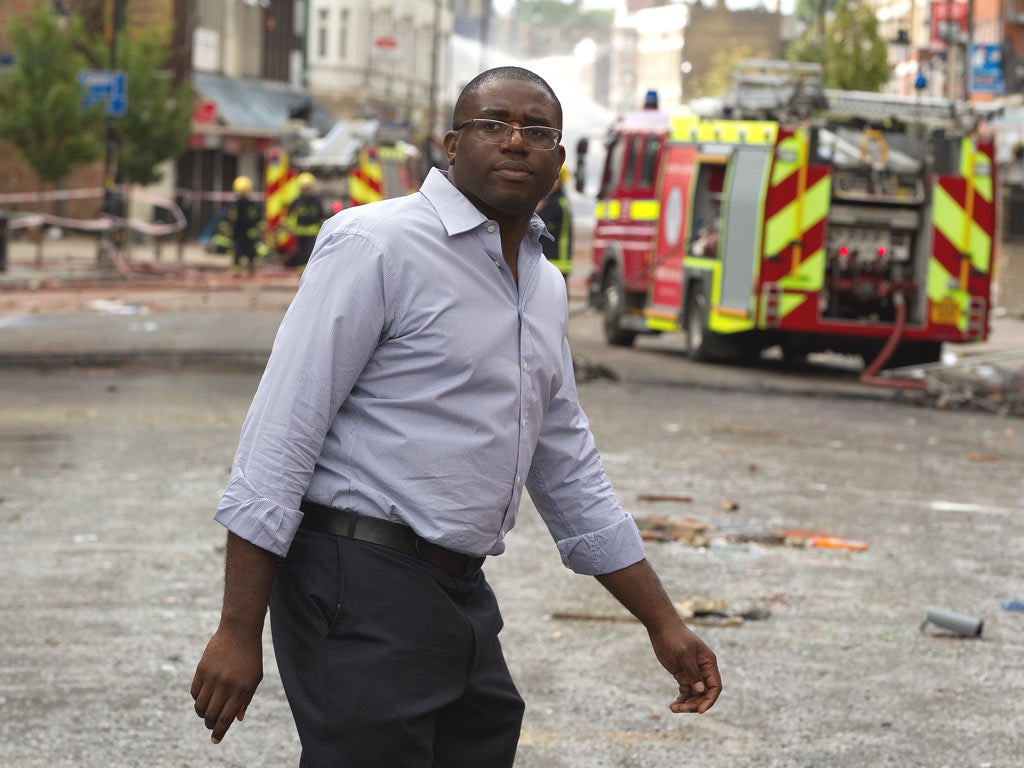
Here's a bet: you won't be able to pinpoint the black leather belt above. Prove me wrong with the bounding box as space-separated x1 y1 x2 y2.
299 500 485 579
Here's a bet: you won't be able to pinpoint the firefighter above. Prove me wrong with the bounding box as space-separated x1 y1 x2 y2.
536 165 573 285
283 172 328 270
215 176 266 276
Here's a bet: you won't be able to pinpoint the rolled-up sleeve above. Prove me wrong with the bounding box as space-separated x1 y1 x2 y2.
554 514 646 576
214 467 305 557
527 339 646 575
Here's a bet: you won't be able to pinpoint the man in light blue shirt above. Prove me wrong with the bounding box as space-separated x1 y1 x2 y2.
191 66 721 766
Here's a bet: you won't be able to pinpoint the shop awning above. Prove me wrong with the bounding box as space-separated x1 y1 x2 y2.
192 72 336 136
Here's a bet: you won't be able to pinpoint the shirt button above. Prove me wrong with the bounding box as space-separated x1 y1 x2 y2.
487 224 496 233
522 361 529 371
521 418 527 427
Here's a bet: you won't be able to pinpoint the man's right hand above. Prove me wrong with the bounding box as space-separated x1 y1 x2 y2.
190 628 264 744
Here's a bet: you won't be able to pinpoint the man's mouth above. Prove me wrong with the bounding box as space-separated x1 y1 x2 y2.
494 164 533 182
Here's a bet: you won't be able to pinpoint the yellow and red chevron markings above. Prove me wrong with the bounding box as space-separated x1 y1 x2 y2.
348 147 384 206
760 128 831 327
265 148 299 253
928 138 995 336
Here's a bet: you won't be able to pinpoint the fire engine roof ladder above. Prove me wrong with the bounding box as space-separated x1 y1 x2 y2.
822 89 975 131
726 59 998 132
726 59 827 121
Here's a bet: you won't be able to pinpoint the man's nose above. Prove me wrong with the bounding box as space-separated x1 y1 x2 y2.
502 125 528 148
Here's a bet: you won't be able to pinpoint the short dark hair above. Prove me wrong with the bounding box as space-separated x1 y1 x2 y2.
452 66 562 130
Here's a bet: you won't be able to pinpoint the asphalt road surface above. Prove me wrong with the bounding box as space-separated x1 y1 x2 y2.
1 302 1022 767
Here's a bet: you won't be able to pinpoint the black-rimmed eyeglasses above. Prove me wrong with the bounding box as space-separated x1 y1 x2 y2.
455 119 562 150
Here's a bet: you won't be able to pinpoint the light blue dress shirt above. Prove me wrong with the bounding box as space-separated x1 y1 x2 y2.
214 168 645 575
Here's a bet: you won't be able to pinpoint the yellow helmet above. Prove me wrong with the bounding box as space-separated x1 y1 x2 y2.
232 176 253 194
297 172 316 188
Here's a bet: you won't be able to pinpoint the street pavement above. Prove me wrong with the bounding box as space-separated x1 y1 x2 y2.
1 232 1022 366
2 232 1023 767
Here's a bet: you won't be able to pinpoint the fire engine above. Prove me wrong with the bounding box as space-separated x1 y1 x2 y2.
576 60 998 368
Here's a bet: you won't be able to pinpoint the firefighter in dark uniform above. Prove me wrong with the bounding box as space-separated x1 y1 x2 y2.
283 172 328 270
536 166 573 287
214 176 265 276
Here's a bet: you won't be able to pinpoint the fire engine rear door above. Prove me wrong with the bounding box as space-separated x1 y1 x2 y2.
719 146 773 314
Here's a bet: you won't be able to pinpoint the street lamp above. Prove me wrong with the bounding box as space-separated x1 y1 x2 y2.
890 29 911 62
889 28 911 95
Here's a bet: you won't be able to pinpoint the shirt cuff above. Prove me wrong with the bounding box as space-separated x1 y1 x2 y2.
555 514 646 575
213 474 304 557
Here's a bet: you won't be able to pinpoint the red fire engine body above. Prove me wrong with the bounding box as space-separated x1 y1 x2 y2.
579 61 997 367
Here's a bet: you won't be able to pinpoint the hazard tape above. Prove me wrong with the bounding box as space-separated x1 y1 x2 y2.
0 186 190 237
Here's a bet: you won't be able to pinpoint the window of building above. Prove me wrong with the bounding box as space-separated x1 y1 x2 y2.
339 9 349 60
317 8 328 59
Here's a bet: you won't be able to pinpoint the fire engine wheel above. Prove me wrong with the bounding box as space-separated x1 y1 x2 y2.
602 266 637 347
685 291 719 362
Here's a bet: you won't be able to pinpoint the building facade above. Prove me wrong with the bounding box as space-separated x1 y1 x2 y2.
304 0 453 134
607 0 784 115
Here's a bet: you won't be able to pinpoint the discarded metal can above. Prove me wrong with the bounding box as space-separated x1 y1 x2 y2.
921 605 984 637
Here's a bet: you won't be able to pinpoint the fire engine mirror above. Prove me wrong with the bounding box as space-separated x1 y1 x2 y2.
575 138 589 194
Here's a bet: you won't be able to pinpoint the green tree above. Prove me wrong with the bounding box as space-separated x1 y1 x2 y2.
0 7 105 264
788 0 889 92
112 29 193 189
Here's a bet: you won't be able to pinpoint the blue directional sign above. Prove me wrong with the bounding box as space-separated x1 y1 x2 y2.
78 69 126 117
970 44 1005 95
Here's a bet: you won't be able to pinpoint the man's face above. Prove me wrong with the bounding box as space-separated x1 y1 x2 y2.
443 78 566 223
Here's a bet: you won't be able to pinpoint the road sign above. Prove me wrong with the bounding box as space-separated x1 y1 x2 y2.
971 44 1006 95
78 70 126 117
372 35 400 60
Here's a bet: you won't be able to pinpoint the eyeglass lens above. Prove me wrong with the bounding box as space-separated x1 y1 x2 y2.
463 120 559 149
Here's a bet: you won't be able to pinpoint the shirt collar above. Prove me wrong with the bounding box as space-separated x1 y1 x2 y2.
421 168 551 242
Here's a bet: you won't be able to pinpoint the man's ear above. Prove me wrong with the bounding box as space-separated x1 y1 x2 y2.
442 131 458 164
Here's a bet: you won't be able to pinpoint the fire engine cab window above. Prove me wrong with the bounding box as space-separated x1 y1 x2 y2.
640 136 659 187
599 137 626 199
622 136 642 187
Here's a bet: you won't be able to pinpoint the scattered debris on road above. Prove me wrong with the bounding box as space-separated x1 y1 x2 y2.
633 514 869 551
552 594 771 628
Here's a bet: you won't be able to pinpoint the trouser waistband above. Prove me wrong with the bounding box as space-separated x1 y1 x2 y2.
298 499 485 579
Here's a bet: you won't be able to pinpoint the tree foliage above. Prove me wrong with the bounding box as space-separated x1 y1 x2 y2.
0 7 105 187
111 29 193 188
0 4 192 192
788 0 889 92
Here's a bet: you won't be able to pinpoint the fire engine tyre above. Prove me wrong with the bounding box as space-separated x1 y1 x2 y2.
602 265 638 347
685 290 721 362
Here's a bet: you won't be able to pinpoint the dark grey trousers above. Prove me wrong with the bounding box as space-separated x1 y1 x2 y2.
269 529 525 767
